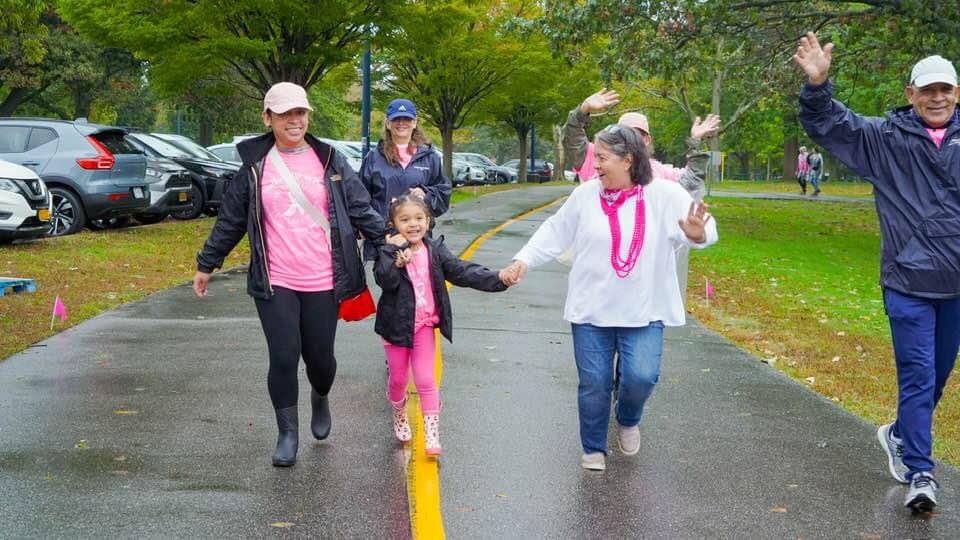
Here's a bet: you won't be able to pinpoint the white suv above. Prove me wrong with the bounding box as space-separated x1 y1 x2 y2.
0 159 51 243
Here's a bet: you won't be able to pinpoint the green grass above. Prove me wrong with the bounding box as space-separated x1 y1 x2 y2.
450 180 572 205
688 196 960 464
712 179 874 198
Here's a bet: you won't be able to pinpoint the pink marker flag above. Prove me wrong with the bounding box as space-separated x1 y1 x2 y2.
705 278 715 300
50 295 68 329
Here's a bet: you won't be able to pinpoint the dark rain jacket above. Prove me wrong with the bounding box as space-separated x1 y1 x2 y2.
196 133 385 301
800 80 960 299
373 236 507 348
360 142 451 260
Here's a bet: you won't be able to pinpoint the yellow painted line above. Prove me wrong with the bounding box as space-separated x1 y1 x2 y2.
405 196 566 540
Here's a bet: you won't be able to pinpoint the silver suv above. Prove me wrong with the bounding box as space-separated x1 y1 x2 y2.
0 118 149 236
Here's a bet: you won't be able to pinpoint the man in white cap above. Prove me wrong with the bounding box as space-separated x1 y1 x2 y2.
795 32 960 513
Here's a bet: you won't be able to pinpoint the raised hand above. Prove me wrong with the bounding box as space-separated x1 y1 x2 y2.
579 88 621 115
792 31 833 86
679 202 712 244
690 114 721 140
394 248 412 268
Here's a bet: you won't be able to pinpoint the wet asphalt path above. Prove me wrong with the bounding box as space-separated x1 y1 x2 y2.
2 185 959 538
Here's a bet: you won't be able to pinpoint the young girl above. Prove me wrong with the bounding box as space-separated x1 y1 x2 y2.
374 191 509 455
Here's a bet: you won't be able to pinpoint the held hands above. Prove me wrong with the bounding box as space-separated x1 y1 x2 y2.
499 260 528 287
193 271 212 297
679 202 712 244
792 32 833 86
579 88 621 115
690 114 721 140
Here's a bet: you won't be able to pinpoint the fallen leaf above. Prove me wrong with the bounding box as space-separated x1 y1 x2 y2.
837 331 846 336
96 360 110 367
489 358 501 363
701 368 710 373
114 409 138 416
804 377 815 385
74 439 89 450
484 346 496 351
270 522 295 529
771 506 788 513
114 455 127 462
831 356 841 363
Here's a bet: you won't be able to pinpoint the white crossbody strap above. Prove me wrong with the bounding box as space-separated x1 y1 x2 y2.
267 146 331 246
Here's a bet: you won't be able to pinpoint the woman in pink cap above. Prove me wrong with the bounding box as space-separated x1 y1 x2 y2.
193 82 385 467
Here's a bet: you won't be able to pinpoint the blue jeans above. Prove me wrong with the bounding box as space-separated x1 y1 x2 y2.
884 288 960 478
571 322 664 454
808 171 821 191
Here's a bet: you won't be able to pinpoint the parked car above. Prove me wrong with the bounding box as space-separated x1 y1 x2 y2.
206 142 241 166
0 159 51 243
132 156 194 224
126 133 237 220
455 152 517 184
501 158 553 183
0 118 149 236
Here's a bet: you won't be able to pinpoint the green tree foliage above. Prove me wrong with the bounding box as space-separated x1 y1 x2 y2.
0 0 51 114
381 0 526 178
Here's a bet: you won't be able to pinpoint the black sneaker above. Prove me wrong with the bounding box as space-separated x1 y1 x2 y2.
905 473 938 513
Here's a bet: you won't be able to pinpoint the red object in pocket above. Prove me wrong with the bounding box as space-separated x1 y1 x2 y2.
338 288 376 321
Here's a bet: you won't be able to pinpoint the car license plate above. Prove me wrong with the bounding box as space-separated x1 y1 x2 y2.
178 191 189 202
37 208 51 221
133 187 144 198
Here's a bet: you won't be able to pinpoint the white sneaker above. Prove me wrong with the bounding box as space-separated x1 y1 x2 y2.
617 424 641 456
905 473 938 513
876 423 908 484
580 452 606 471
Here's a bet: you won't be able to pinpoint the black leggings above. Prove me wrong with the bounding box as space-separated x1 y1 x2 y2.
254 287 338 409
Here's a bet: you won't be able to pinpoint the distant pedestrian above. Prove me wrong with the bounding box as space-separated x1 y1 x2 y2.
360 98 451 261
796 146 810 194
193 82 385 467
796 31 960 513
501 124 718 471
374 191 512 455
806 147 823 196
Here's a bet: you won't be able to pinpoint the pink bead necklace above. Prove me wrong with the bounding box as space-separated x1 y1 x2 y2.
599 185 645 278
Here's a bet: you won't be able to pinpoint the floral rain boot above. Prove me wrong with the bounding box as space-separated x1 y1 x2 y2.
423 414 441 456
392 401 412 442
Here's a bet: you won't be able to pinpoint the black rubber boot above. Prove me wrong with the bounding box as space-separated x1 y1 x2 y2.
272 406 299 467
310 389 331 440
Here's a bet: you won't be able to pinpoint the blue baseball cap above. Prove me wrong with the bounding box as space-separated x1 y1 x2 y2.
386 98 417 121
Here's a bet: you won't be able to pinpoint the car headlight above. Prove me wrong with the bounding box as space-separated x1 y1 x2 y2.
145 167 164 180
0 179 20 193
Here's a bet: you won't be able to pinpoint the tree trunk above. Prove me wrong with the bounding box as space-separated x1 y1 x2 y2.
440 126 454 180
765 156 771 181
735 152 750 179
552 124 565 182
782 110 799 180
516 130 528 183
73 91 93 120
0 88 35 117
198 112 215 147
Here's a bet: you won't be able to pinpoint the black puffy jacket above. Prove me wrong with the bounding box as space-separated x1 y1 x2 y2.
196 133 385 301
374 236 507 347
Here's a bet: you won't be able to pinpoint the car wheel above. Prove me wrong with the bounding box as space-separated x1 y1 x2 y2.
170 184 204 220
48 187 86 237
88 216 132 230
133 212 167 225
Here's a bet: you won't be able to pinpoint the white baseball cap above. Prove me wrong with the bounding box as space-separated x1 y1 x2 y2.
263 82 314 113
910 55 957 88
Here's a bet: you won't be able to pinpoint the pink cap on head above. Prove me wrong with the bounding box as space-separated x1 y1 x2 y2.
617 112 650 135
263 82 314 113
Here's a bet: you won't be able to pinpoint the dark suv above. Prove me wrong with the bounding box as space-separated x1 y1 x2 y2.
127 133 237 220
0 118 149 236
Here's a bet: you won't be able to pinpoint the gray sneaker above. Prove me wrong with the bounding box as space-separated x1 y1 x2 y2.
905 473 938 513
617 424 641 456
877 423 908 484
580 452 606 471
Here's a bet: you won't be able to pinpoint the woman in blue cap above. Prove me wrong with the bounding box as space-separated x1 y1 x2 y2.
360 98 451 260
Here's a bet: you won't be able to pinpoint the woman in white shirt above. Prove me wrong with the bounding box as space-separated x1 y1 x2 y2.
502 124 718 471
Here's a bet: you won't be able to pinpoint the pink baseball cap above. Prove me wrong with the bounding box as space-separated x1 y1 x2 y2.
263 82 314 113
617 112 650 135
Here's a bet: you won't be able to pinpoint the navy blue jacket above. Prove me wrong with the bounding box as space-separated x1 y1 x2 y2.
197 133 385 300
800 81 960 298
360 142 451 260
373 236 506 347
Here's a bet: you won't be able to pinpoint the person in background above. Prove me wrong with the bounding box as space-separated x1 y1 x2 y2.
360 98 451 261
796 145 810 195
806 147 824 196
